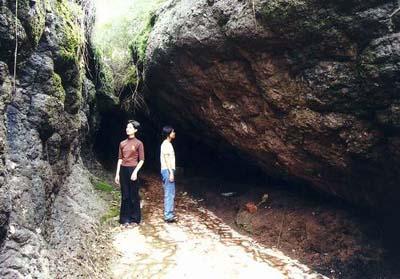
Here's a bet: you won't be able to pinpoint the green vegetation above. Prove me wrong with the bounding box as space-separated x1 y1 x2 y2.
54 0 85 65
92 0 166 105
90 177 121 224
100 191 121 224
130 11 158 65
100 204 120 224
90 47 120 112
49 73 66 104
25 0 47 47
11 0 47 48
94 181 114 192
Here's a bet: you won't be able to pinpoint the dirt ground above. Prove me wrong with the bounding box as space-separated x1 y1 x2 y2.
108 174 328 278
176 173 400 279
93 169 400 279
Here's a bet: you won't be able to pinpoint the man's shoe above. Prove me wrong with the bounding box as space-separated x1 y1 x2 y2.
165 218 177 223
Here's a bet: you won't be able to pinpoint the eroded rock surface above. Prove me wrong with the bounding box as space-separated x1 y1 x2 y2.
145 0 400 212
0 1 105 277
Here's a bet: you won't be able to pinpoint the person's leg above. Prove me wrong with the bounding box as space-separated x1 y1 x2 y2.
124 167 139 224
167 179 176 220
119 166 131 224
161 169 175 221
131 178 141 223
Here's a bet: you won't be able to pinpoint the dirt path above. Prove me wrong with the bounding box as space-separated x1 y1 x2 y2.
108 176 328 279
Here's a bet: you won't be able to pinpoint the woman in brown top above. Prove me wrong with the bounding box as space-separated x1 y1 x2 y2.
114 120 145 227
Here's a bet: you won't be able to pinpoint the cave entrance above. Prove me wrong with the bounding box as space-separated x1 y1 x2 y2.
92 106 273 193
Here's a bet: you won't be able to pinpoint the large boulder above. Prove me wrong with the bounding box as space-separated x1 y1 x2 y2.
144 0 400 211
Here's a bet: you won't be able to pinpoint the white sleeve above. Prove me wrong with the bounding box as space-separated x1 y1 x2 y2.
167 143 174 155
160 143 168 155
160 143 165 156
161 142 173 155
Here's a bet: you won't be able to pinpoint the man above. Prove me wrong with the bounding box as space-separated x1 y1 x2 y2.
160 125 177 223
115 120 145 227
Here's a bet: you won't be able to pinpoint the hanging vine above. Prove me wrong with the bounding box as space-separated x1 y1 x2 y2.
13 0 19 93
246 0 258 30
252 0 258 30
390 0 400 17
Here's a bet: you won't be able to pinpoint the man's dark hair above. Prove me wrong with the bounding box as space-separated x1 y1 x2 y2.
162 125 174 139
128 120 140 130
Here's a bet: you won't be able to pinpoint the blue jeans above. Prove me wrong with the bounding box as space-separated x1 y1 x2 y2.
161 169 175 220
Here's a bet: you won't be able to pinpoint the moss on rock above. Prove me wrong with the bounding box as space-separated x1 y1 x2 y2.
23 0 47 47
51 72 66 103
54 0 84 65
64 84 83 114
260 0 333 42
130 11 158 65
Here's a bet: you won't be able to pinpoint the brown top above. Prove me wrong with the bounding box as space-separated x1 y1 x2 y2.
118 137 145 167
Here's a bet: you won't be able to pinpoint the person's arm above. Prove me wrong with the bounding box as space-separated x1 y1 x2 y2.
131 160 144 181
162 144 174 182
115 159 122 185
163 154 174 182
131 142 145 181
115 143 123 185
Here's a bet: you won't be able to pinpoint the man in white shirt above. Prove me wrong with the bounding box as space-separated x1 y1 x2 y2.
160 125 177 222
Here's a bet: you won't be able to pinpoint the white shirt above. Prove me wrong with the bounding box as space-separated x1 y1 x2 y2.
160 140 175 170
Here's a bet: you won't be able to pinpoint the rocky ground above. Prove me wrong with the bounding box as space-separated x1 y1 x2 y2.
93 169 400 279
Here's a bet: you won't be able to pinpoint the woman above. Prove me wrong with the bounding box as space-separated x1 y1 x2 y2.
115 120 145 227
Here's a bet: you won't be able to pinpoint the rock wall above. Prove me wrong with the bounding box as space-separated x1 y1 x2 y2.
0 0 105 277
144 0 400 211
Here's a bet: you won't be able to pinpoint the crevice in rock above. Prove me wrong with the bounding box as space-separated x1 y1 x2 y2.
0 211 9 250
93 110 126 170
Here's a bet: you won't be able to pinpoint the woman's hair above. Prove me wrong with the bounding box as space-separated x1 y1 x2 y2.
162 125 174 139
127 120 140 130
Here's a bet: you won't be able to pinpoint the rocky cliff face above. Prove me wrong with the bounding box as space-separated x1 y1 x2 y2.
0 0 105 277
145 0 400 211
